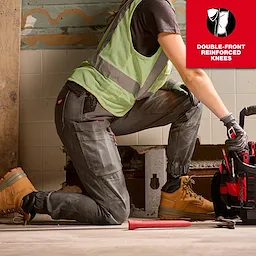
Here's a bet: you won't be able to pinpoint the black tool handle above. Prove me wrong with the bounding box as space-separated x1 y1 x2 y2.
239 105 256 129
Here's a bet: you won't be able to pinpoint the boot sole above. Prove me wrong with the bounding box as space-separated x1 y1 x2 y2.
158 206 215 221
0 169 27 192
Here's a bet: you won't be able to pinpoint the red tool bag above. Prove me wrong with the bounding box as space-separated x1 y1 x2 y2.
212 106 256 224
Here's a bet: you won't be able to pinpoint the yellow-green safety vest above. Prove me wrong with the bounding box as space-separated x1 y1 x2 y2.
69 0 175 117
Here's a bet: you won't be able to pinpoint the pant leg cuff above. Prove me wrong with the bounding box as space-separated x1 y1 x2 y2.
167 162 189 179
34 191 54 214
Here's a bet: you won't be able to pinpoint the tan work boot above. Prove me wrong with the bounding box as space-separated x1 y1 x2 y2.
158 176 215 221
0 167 37 223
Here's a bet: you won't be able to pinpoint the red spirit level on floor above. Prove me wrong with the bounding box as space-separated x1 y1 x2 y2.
128 220 191 230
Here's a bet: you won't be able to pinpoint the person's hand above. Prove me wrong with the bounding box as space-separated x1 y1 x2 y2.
220 113 248 152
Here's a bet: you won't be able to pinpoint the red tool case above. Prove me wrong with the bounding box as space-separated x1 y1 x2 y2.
212 105 256 224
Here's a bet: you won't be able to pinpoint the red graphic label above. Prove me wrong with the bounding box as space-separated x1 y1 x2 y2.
186 0 256 68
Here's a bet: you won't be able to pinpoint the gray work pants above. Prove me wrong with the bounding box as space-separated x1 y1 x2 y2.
34 81 202 224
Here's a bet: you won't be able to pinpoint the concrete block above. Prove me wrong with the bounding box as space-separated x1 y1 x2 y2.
145 146 167 217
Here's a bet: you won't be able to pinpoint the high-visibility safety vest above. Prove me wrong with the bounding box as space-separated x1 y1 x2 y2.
68 0 174 117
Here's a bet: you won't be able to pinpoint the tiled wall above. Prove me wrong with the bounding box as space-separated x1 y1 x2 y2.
19 49 256 190
20 49 93 190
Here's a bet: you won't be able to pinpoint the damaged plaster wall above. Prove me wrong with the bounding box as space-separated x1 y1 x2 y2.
21 0 186 49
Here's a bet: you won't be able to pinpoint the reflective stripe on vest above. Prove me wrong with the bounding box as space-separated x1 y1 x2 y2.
96 0 134 54
92 52 168 98
136 51 168 100
92 55 140 96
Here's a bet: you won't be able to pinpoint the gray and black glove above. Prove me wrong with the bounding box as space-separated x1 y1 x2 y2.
221 113 248 152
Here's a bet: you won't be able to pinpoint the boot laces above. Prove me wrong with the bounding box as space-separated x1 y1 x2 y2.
182 177 202 200
1 208 27 225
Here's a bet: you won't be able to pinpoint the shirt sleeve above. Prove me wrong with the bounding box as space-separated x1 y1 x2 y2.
141 0 181 39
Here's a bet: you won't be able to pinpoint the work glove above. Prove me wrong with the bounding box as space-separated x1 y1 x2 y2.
220 113 248 152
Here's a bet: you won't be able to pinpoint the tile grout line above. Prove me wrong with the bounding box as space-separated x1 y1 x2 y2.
209 69 213 144
234 69 237 120
40 49 44 188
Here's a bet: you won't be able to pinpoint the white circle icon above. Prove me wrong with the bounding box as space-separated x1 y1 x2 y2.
207 8 236 37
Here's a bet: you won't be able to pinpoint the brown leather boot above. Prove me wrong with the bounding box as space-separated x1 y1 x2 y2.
0 167 37 223
158 176 215 221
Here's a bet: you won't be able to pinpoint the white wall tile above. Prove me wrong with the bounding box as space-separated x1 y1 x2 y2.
42 146 65 171
20 74 42 99
198 119 211 144
203 69 212 78
66 49 95 71
236 69 256 93
20 50 42 74
19 146 42 171
19 123 42 146
116 133 138 145
19 98 43 123
138 128 162 145
42 99 56 122
162 124 171 145
211 69 235 94
202 104 211 119
211 119 226 145
236 94 256 118
242 119 256 141
42 50 70 74
24 169 43 191
42 74 69 98
211 94 236 119
42 123 61 147
42 170 65 191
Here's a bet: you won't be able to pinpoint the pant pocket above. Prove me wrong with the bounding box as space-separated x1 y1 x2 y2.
83 94 97 114
74 120 122 177
180 85 200 107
